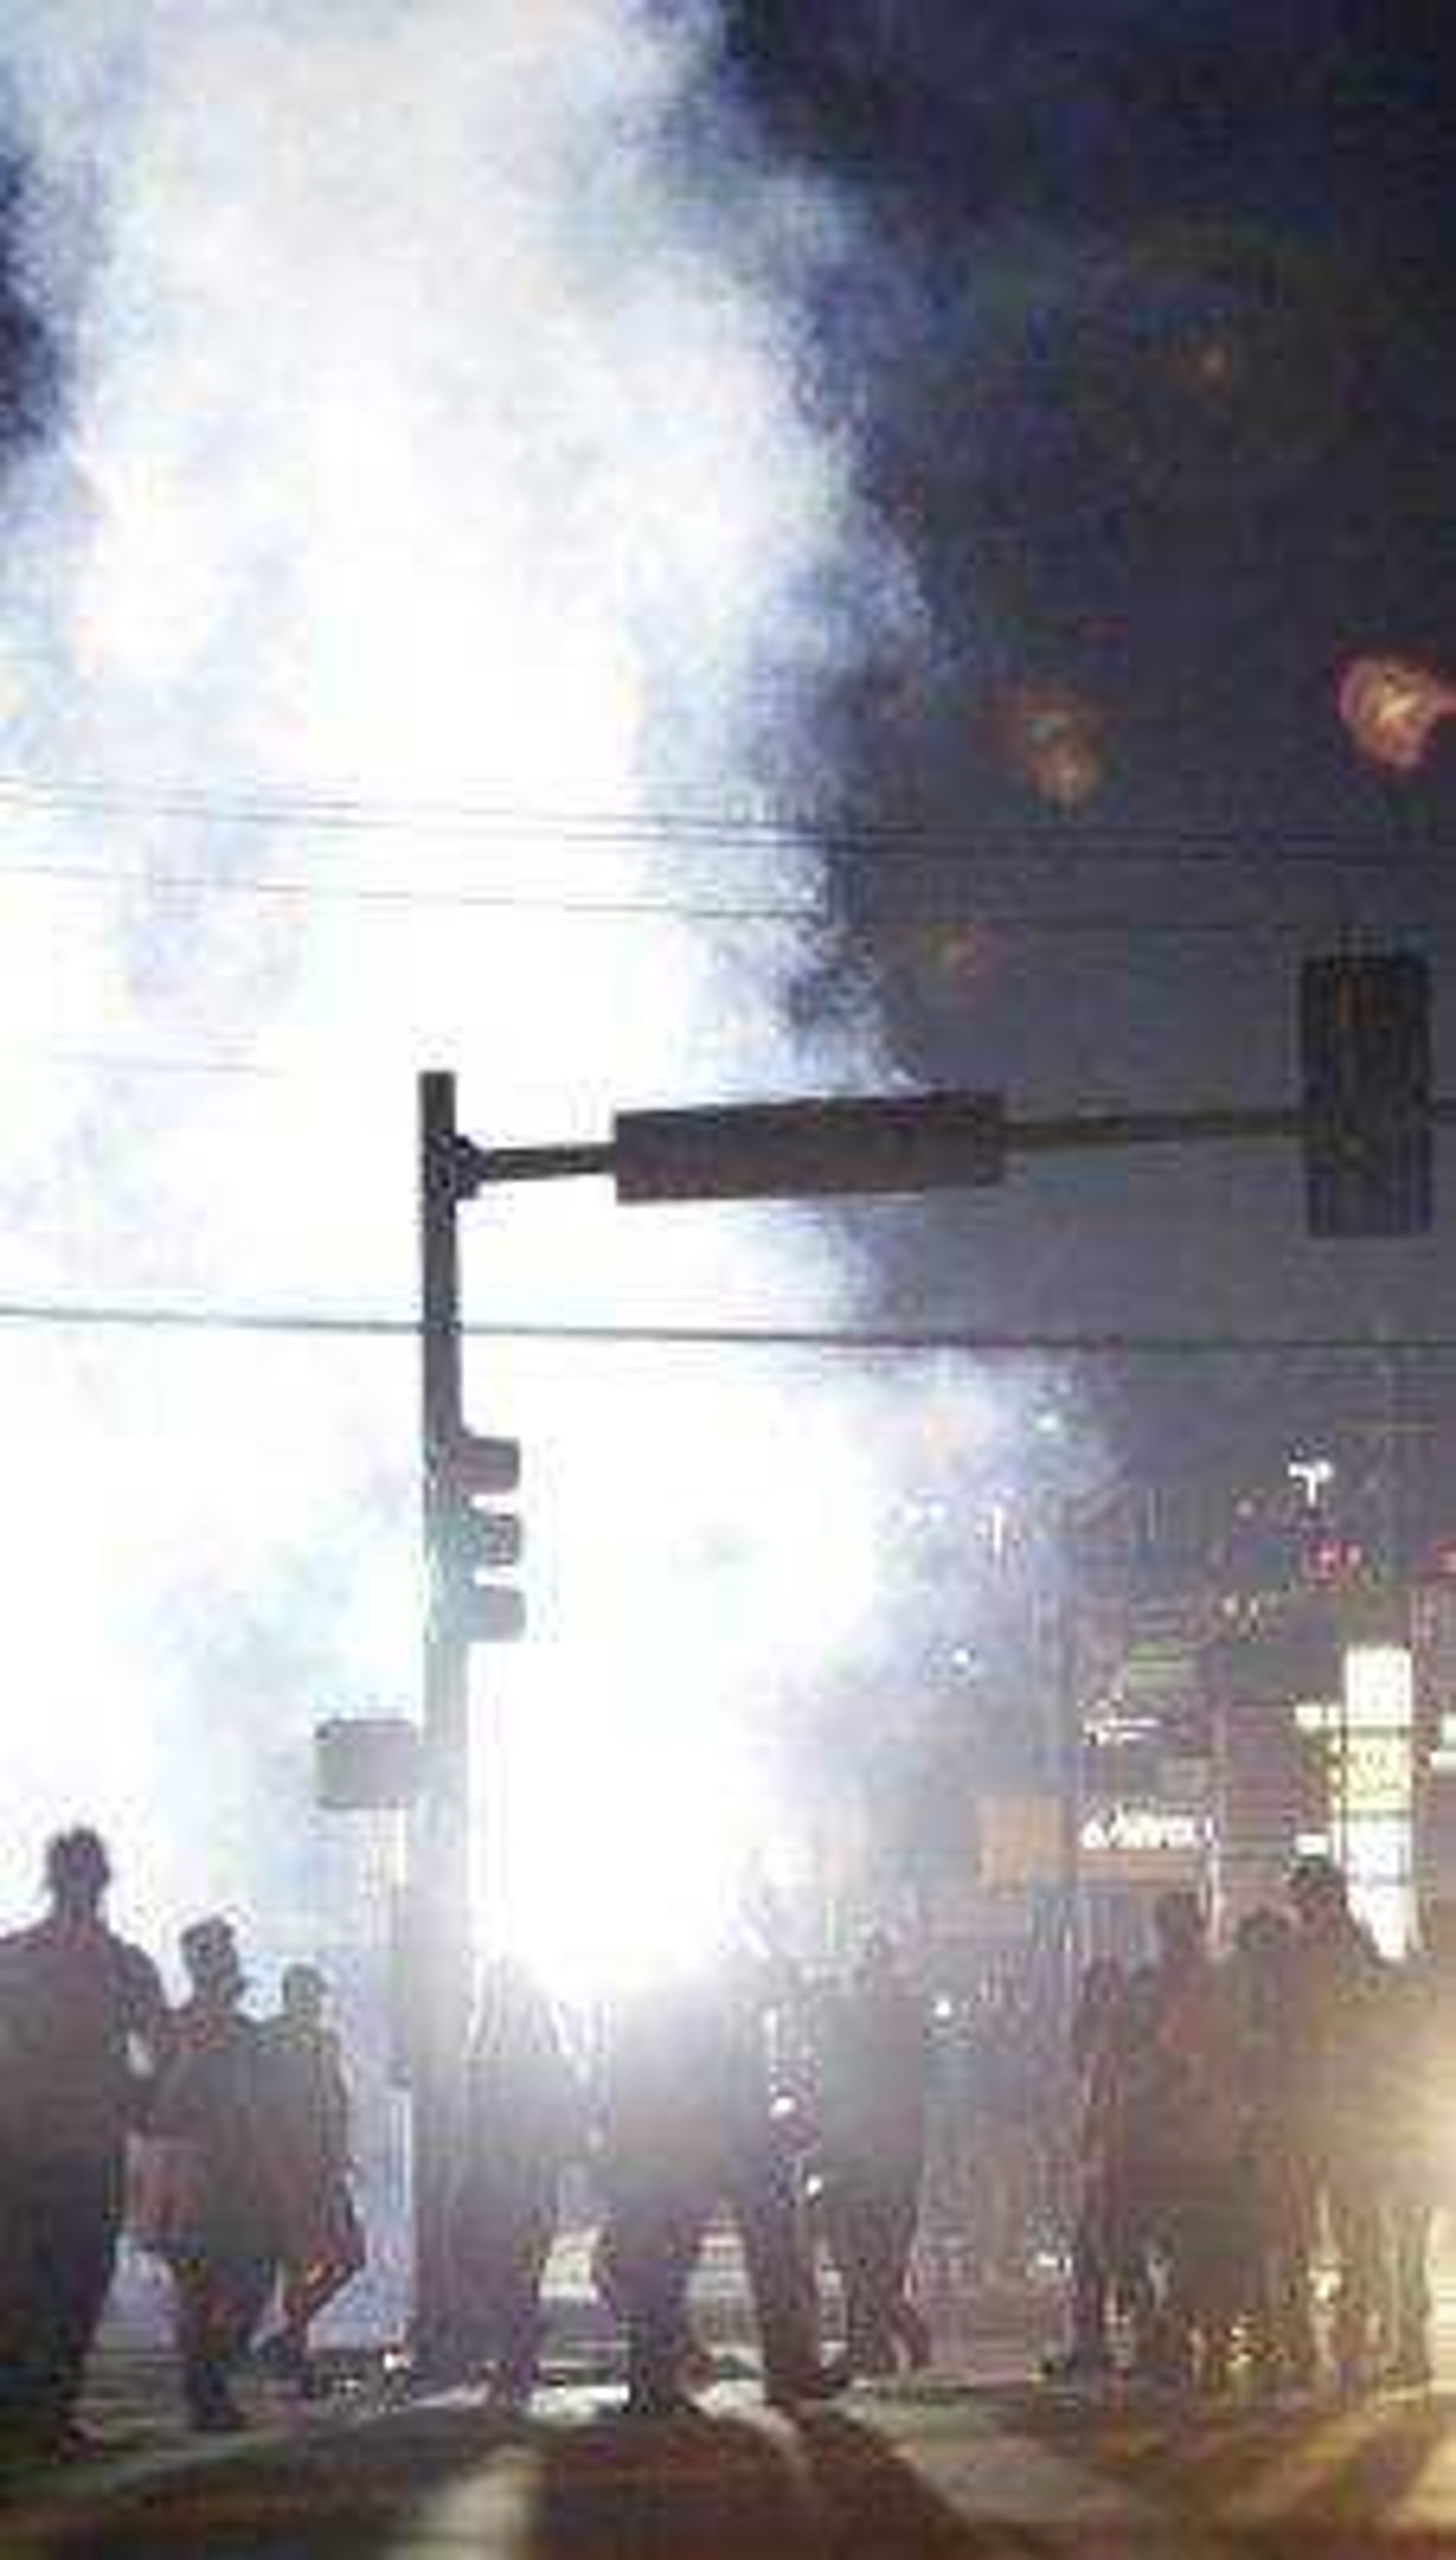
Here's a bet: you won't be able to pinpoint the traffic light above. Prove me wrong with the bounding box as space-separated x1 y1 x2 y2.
427 1430 525 1644
1300 952 1432 1237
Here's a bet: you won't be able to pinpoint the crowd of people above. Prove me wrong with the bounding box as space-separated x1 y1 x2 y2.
0 1829 362 2452
0 1826 933 2450
1051 1856 1456 2393
449 1920 930 2417
8 1817 1450 2460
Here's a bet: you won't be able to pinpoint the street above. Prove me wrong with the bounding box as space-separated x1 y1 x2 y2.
11 2371 1456 2556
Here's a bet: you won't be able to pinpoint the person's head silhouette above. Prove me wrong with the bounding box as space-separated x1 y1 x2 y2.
44 1826 111 1919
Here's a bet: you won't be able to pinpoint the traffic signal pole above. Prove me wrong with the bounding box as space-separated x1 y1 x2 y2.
414 1071 474 2375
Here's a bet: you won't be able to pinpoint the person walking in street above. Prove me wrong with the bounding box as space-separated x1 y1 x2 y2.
254 1963 366 2397
0 1828 169 2455
451 1961 581 2417
814 1931 932 2378
712 1929 844 2409
1284 1855 1391 2389
1224 1908 1311 2388
597 1971 718 2417
1125 1891 1248 2390
1385 1901 1456 2386
1043 1956 1154 2382
145 1918 284 2432
599 1929 843 2417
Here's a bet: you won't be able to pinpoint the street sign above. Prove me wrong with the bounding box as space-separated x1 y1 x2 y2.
612 1091 1006 1205
315 1716 422 1812
1079 1805 1210 1884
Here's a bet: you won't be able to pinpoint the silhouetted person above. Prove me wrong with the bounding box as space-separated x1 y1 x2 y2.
147 1918 283 2431
1283 1855 1390 2386
1224 1908 1307 2386
598 1970 732 2417
600 1937 839 2417
1386 1901 1456 2385
450 1961 581 2416
254 1964 365 2395
0 1827 168 2453
1044 1956 1154 2381
1126 1890 1246 2389
814 1931 930 2376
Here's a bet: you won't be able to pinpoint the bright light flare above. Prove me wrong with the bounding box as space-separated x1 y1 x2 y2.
486 1650 779 2004
1338 656 1456 775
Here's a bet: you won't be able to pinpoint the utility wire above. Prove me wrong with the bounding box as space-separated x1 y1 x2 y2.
0 853 823 924
0 1295 1451 1357
0 852 1449 939
0 770 1433 868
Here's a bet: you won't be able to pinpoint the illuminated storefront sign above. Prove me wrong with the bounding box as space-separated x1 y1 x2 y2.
1079 1805 1211 1882
1332 1644 1415 1955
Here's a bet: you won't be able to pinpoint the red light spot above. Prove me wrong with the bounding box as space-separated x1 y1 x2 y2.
1309 1538 1365 1583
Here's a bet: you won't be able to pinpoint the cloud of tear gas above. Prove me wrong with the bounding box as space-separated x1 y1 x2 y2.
0 3 1063 1988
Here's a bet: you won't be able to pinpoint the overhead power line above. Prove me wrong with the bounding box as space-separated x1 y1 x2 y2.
0 850 1450 941
0 768 1435 869
0 1294 1452 1357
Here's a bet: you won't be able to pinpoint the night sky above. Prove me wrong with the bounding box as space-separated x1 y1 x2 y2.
721 0 1456 1513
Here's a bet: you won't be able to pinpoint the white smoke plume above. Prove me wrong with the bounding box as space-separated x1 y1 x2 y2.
0 2 1029 1996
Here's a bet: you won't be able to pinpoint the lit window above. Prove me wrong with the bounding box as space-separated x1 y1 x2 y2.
1343 1645 1414 1732
1354 1883 1413 1960
1334 1645 1415 1955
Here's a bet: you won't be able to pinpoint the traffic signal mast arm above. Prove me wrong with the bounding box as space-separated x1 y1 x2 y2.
452 1093 1455 1203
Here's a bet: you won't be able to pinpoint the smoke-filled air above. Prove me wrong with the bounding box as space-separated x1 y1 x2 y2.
0 1 1042 1999
0 0 1090 2017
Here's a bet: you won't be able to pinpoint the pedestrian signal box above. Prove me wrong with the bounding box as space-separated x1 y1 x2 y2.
1300 952 1432 1238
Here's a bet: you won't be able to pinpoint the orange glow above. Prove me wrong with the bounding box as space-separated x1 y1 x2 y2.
1030 733 1103 808
1338 655 1456 774
1177 330 1244 395
924 923 991 980
997 685 1105 808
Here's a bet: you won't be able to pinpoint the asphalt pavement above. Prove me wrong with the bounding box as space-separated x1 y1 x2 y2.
11 2367 1456 2556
